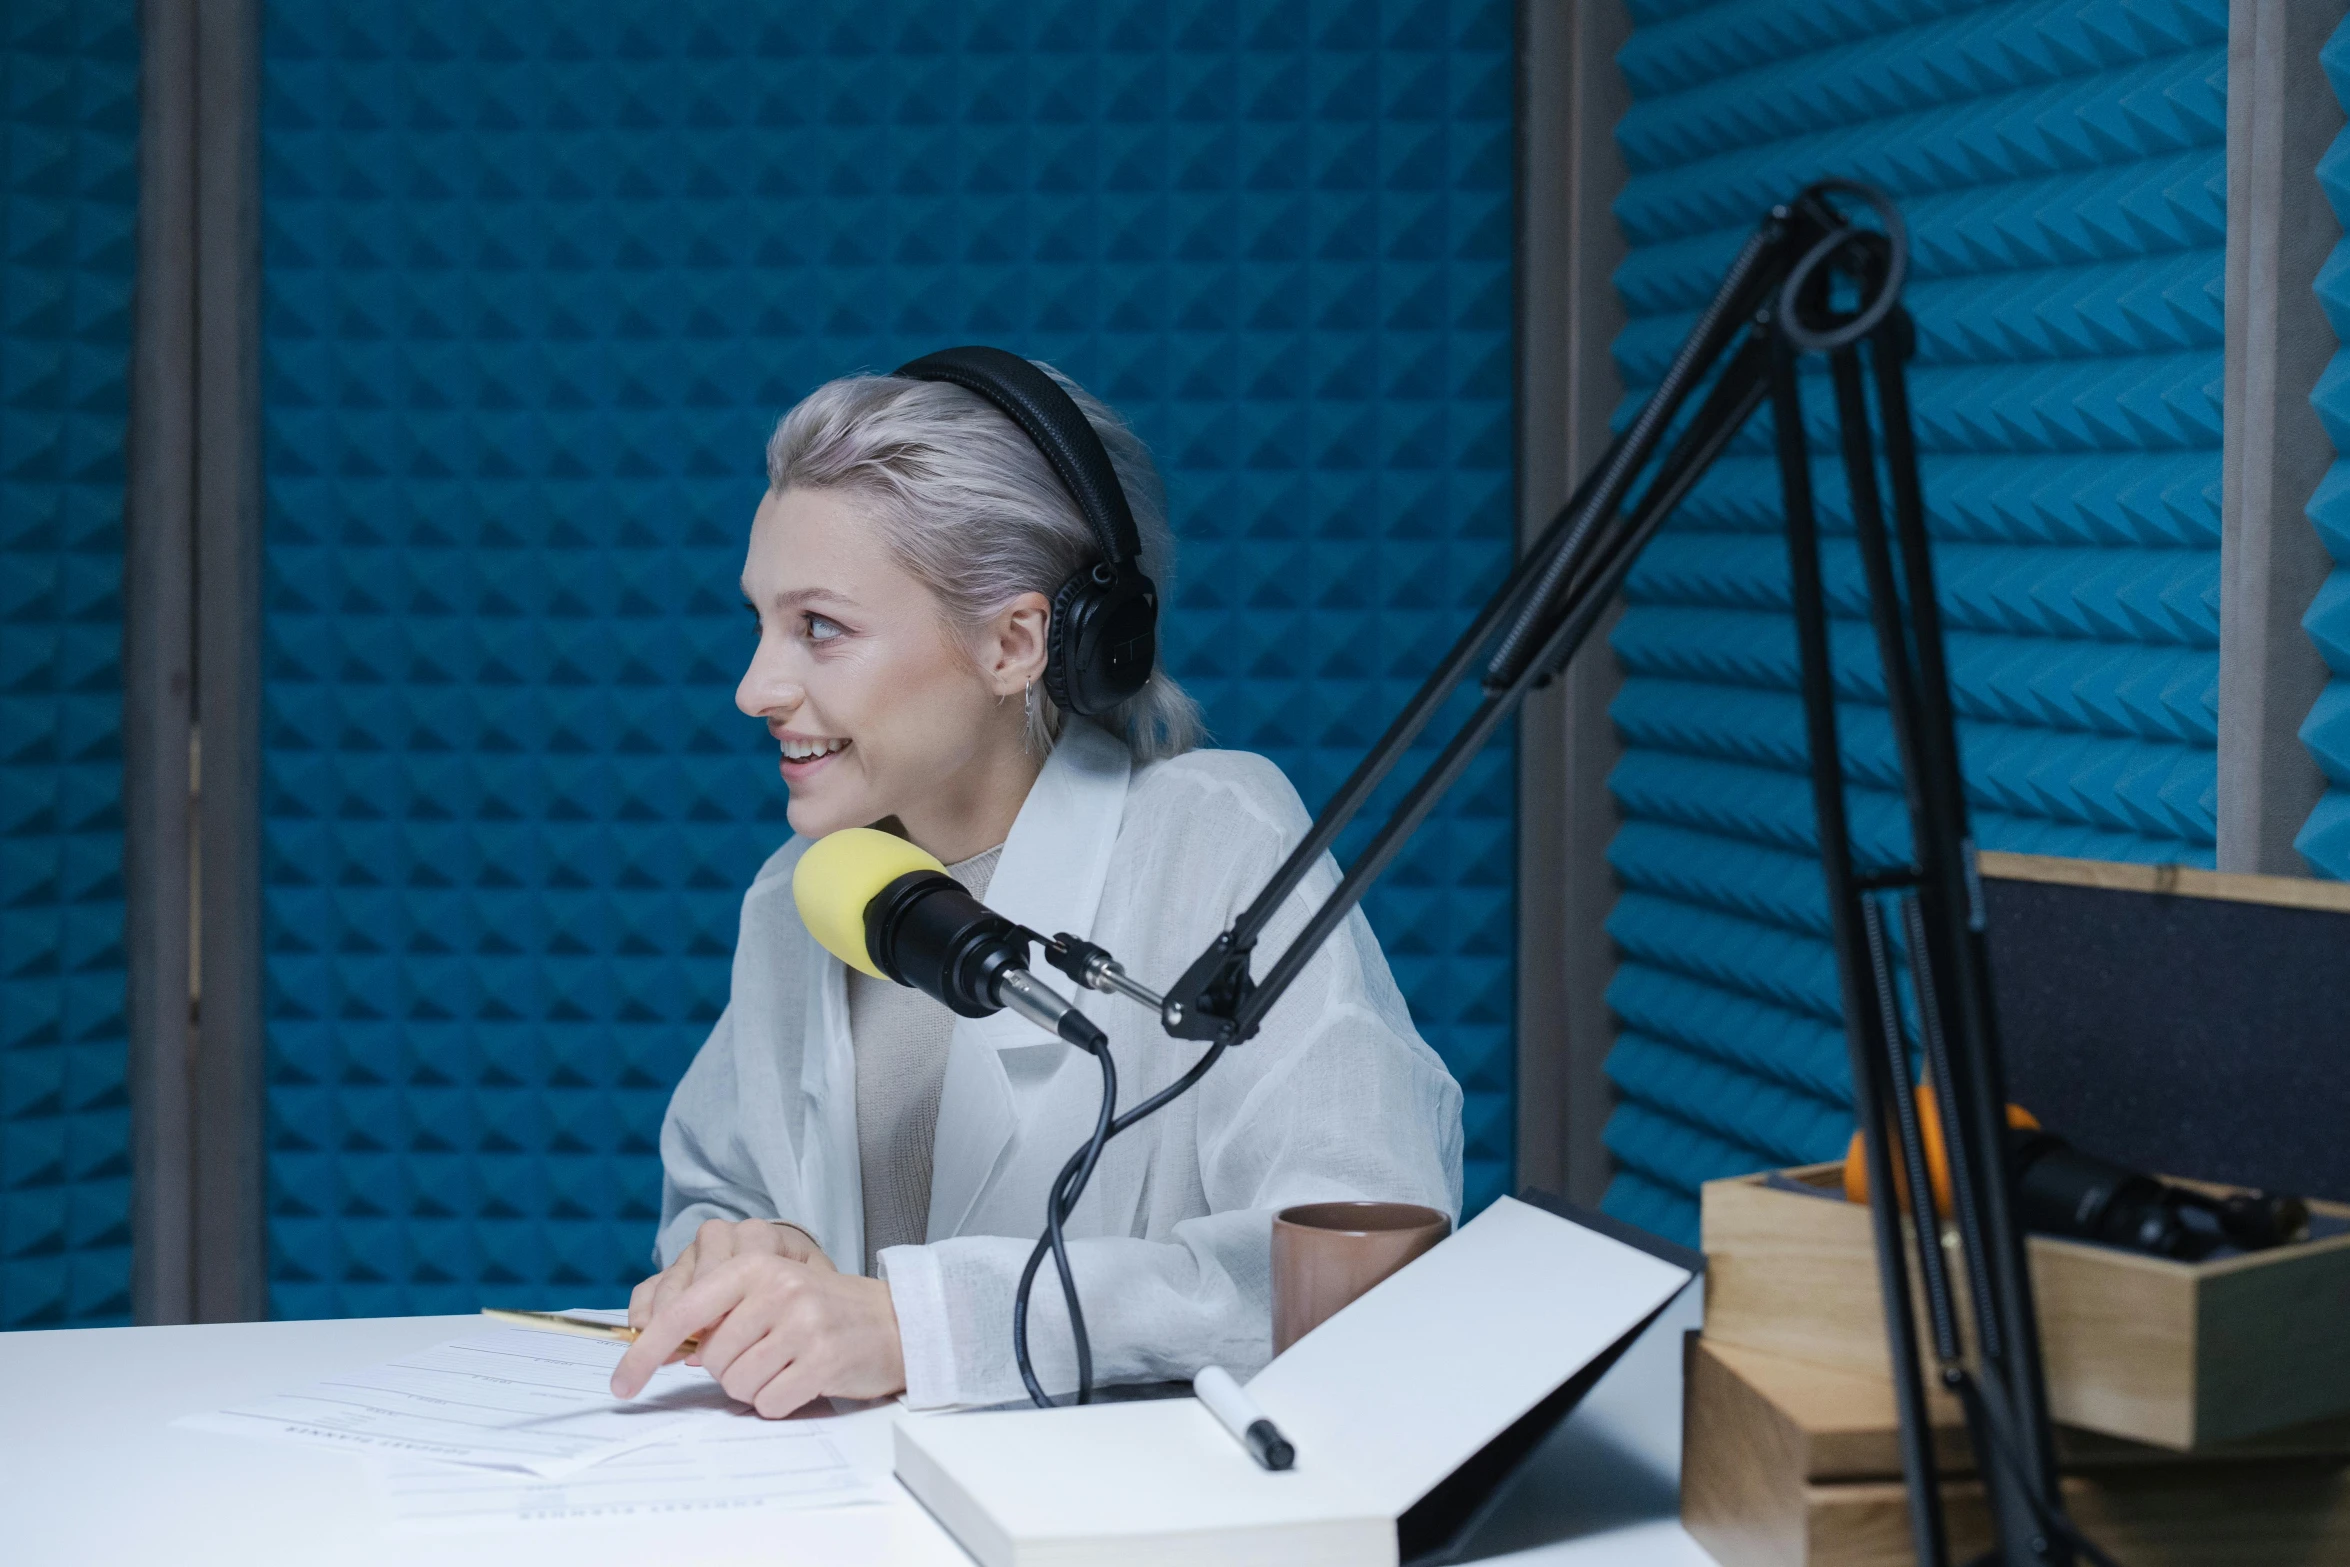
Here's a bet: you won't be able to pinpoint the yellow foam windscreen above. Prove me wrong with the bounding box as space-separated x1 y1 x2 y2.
792 827 947 979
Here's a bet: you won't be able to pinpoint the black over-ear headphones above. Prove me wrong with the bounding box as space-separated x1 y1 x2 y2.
893 346 1159 719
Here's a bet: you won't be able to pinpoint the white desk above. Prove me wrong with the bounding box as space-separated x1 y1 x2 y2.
0 1291 1718 1566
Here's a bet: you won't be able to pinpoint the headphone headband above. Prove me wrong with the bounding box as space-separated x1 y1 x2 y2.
894 346 1143 569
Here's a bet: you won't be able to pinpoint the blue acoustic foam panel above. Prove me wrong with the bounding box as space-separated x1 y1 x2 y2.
258 0 1516 1318
1601 0 2227 1246
2301 20 2350 877
0 0 139 1329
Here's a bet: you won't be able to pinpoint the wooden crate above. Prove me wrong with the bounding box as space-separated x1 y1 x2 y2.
1702 1162 2350 1449
1681 1337 2350 1567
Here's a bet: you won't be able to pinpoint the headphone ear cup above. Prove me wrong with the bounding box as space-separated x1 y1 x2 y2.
1042 570 1093 715
1045 564 1158 719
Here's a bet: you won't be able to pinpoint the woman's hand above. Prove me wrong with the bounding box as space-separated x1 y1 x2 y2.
610 1253 906 1417
629 1218 831 1340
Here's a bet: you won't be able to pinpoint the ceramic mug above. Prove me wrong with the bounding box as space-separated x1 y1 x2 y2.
1270 1200 1451 1354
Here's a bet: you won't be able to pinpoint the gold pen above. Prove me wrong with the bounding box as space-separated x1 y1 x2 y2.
480 1307 702 1354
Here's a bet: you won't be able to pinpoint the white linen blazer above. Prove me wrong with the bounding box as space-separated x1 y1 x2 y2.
654 718 1465 1409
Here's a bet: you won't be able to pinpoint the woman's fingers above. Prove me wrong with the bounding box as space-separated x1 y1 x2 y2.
714 1324 800 1409
625 1220 831 1350
749 1354 827 1420
632 1222 791 1364
612 1260 756 1398
643 1271 696 1347
695 1218 742 1261
645 1240 709 1324
690 1263 789 1384
694 1299 827 1419
611 1251 897 1411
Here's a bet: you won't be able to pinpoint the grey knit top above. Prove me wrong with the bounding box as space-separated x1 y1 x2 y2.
847 842 1003 1276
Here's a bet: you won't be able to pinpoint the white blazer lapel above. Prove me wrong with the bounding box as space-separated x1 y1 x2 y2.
927 721 1132 1240
796 937 864 1272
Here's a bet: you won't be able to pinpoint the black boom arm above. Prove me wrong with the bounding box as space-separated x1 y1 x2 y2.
1030 181 2119 1567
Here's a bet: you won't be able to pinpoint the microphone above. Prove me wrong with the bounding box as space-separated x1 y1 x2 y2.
1843 1084 2309 1260
791 828 1108 1054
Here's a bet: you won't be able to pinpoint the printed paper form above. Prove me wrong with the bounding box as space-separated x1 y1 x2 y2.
377 1406 884 1528
176 1328 719 1477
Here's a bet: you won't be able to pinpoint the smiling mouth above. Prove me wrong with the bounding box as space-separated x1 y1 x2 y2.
780 736 850 764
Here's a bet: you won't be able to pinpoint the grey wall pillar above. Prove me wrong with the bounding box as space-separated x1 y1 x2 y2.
1516 0 1629 1206
125 0 266 1324
191 0 267 1323
2218 0 2348 875
126 0 199 1326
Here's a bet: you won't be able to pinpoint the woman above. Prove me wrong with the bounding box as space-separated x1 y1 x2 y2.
612 362 1462 1415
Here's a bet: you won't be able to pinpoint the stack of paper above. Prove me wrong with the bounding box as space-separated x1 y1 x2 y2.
179 1323 886 1530
379 1407 880 1529
179 1327 717 1475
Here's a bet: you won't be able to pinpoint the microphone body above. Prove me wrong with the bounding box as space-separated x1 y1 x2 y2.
1843 1085 2309 1261
2004 1131 2308 1261
795 830 1107 1053
864 869 1025 1017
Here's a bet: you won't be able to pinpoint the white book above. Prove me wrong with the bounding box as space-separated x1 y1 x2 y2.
893 1195 1698 1567
896 1398 1389 1567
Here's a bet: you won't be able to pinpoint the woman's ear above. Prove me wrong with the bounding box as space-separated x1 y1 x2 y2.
982 591 1053 697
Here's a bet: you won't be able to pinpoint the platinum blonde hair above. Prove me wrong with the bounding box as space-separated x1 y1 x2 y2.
764 364 1204 763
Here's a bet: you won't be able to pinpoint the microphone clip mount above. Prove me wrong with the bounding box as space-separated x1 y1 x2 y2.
1043 932 1193 1038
